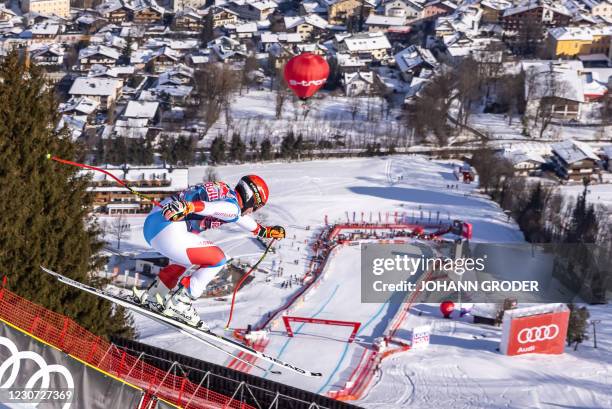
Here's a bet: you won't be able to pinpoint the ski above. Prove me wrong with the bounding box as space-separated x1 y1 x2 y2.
41 267 322 377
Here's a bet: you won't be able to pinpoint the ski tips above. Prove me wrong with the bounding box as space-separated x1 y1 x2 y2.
269 370 282 375
45 153 52 160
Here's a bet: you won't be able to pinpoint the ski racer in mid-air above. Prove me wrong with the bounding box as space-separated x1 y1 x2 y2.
134 175 285 328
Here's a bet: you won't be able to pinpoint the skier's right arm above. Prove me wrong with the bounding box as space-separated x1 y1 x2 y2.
163 198 241 222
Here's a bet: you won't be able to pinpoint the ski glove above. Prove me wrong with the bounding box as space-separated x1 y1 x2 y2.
162 199 195 222
258 225 286 239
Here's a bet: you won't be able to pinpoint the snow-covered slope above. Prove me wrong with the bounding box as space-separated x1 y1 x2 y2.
98 156 610 407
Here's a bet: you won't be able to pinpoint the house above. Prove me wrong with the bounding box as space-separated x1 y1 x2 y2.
158 64 194 85
283 14 328 41
208 36 248 62
324 0 374 26
68 77 123 110
421 0 457 19
204 6 239 29
479 0 512 24
30 44 64 67
502 148 547 176
131 0 165 25
21 22 61 41
365 14 407 32
173 8 203 31
581 0 612 19
87 167 189 214
384 0 423 19
172 0 207 12
547 25 612 58
550 139 600 181
227 0 277 21
343 71 375 96
143 46 182 72
502 1 572 33
59 96 100 123
523 60 586 121
394 45 438 80
335 32 392 63
132 251 169 276
336 52 368 73
78 45 120 70
97 1 130 24
224 22 259 39
123 100 159 125
21 0 70 18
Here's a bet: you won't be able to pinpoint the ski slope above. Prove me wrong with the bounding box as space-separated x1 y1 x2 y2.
96 155 611 406
361 303 612 409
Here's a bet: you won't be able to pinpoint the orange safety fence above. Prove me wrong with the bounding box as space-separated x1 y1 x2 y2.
0 282 256 409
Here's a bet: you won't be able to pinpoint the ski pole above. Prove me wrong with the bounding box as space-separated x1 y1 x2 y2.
225 239 276 330
46 154 162 207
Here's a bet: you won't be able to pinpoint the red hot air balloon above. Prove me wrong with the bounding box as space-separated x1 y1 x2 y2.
284 53 330 100
440 301 455 319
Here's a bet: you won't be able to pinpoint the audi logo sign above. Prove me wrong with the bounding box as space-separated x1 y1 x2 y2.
500 307 570 356
517 324 559 344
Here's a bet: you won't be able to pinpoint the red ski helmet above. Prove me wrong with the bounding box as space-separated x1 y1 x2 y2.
235 175 269 212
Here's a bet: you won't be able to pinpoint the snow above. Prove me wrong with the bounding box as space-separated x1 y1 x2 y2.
124 100 159 119
69 77 122 97
101 156 610 407
360 303 612 409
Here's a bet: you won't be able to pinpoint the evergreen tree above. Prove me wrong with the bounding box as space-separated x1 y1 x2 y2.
209 135 226 164
121 36 133 65
280 131 296 159
259 138 273 160
201 12 215 44
229 133 246 162
0 52 134 338
566 303 590 350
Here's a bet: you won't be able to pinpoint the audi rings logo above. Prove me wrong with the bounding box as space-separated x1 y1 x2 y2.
517 325 559 344
0 336 74 409
288 78 327 87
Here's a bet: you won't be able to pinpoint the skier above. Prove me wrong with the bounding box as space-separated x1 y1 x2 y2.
134 175 285 327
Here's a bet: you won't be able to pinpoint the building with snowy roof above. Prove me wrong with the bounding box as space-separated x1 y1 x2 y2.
335 31 392 62
384 0 423 19
21 0 70 18
78 44 120 70
547 25 612 58
394 44 438 80
365 14 407 32
68 77 123 110
86 167 189 214
550 139 601 180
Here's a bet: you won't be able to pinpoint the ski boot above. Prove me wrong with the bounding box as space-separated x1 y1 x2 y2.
162 285 208 330
132 279 170 311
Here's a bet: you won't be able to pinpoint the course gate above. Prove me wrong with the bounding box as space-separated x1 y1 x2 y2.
282 316 361 343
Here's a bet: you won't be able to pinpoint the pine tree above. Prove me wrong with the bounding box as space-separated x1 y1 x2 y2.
566 303 589 350
259 138 273 160
280 131 296 159
121 36 133 65
0 52 134 338
201 12 214 44
209 136 226 164
229 133 246 162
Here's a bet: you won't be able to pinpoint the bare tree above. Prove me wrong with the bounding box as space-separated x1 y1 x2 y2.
109 214 130 250
194 63 239 132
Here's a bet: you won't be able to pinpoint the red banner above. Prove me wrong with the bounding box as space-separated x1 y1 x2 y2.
504 311 569 356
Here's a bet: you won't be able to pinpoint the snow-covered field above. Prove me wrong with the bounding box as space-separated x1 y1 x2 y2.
201 88 409 148
362 303 612 409
101 155 610 408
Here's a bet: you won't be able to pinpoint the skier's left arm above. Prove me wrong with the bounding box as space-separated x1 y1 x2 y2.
235 215 286 240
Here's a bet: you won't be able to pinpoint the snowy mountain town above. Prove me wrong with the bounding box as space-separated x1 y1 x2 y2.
0 0 611 409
